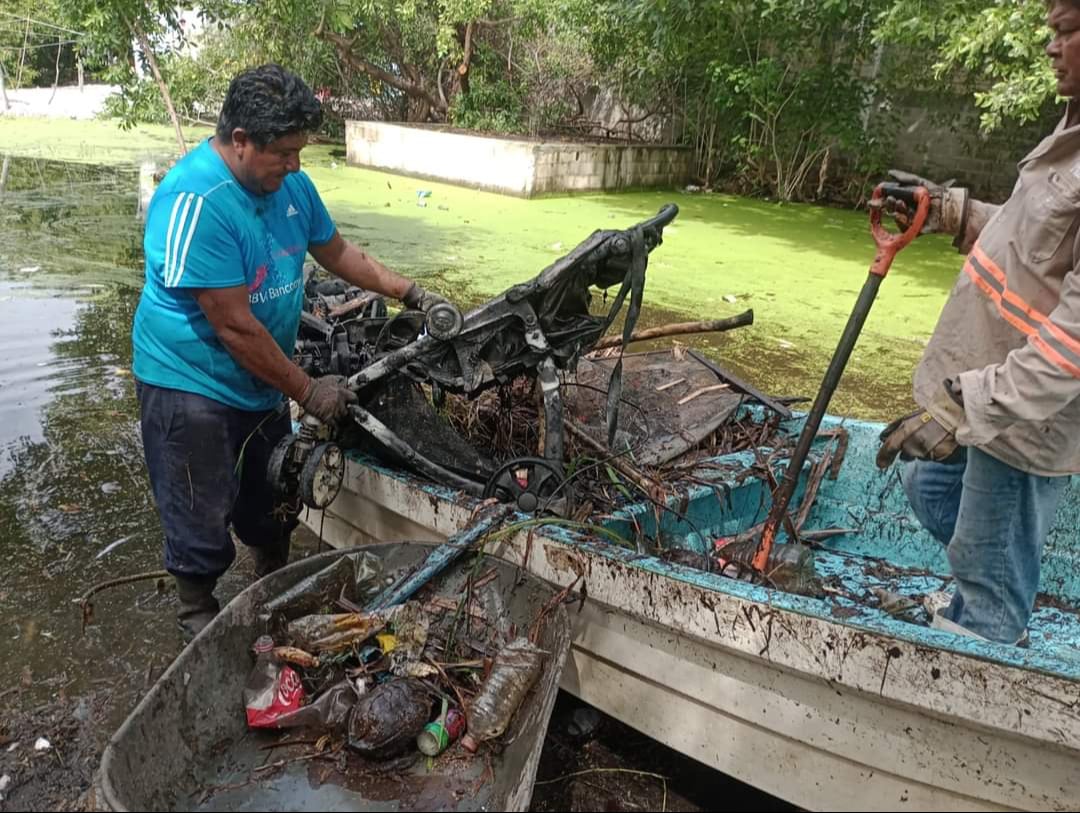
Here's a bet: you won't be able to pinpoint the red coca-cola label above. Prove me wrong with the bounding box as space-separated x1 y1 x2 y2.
246 666 305 728
444 708 466 740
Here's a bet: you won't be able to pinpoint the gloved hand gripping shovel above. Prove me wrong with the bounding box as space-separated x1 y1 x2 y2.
744 184 930 575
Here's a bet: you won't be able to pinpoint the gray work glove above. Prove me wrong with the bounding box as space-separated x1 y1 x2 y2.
299 375 358 423
884 170 970 238
876 381 966 470
402 281 449 313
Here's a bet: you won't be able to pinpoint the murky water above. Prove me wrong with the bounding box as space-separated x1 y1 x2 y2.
0 159 162 705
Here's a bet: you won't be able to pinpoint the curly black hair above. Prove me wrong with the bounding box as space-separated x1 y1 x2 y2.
216 64 323 148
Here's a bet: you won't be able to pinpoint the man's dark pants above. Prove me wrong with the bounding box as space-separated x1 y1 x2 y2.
136 382 298 581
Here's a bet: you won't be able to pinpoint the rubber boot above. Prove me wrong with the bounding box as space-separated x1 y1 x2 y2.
175 575 220 642
249 537 291 579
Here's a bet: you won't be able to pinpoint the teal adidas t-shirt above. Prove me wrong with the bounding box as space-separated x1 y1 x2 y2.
132 138 335 410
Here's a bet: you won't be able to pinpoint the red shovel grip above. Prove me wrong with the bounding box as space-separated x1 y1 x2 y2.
869 184 930 277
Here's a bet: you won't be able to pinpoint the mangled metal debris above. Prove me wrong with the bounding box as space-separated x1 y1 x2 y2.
269 203 791 518
266 203 844 596
566 351 746 466
270 204 684 514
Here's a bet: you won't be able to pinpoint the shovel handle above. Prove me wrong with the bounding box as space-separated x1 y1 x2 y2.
749 185 929 574
869 184 930 277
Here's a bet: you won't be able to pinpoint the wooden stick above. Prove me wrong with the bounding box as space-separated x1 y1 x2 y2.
800 527 857 542
565 418 657 495
592 310 754 350
677 383 729 405
687 349 792 419
655 378 686 392
47 35 62 106
794 450 832 532
426 596 488 622
258 737 322 752
434 659 485 669
253 751 331 773
469 568 500 591
328 294 376 319
76 570 170 632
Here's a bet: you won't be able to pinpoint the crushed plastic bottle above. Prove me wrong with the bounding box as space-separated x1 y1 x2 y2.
243 635 305 728
461 637 544 752
715 540 824 598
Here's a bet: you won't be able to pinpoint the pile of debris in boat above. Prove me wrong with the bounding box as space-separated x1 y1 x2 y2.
439 359 795 517
280 204 853 600
440 366 853 596
287 263 859 592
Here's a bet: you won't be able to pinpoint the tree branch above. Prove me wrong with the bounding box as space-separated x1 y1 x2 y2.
458 20 475 78
615 107 665 126
129 18 186 155
318 29 447 114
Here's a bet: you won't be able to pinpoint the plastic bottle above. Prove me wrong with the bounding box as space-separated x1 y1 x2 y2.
243 635 305 728
763 543 823 598
715 539 822 598
417 698 466 756
460 638 544 752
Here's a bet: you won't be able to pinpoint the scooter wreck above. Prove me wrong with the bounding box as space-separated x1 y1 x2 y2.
269 204 683 516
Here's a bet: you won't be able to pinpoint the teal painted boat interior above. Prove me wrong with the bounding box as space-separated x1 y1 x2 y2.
346 406 1080 682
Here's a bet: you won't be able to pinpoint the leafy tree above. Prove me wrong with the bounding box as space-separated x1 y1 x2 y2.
588 0 894 201
59 0 191 152
202 0 585 128
876 0 1057 132
0 0 75 98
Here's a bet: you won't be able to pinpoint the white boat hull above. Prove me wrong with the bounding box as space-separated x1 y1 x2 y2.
301 455 1080 811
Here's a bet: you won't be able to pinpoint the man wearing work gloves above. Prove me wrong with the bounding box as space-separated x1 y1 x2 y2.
132 64 449 639
876 1 1080 646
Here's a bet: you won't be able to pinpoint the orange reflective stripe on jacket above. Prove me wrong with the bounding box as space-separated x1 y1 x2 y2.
964 244 1080 379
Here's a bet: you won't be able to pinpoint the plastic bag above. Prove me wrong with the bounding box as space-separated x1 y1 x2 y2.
347 678 433 758
269 679 365 731
261 551 384 621
287 611 392 653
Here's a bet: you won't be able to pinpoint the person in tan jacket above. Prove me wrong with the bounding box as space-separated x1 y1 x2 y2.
877 0 1080 645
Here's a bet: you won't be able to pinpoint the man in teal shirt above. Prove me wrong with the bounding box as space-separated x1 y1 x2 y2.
133 64 448 638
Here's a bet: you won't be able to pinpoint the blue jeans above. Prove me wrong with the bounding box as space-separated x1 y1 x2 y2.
901 448 1067 644
137 382 298 580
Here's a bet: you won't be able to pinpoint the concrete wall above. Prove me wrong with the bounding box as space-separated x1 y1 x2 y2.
886 92 1057 204
345 120 692 197
531 143 693 194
